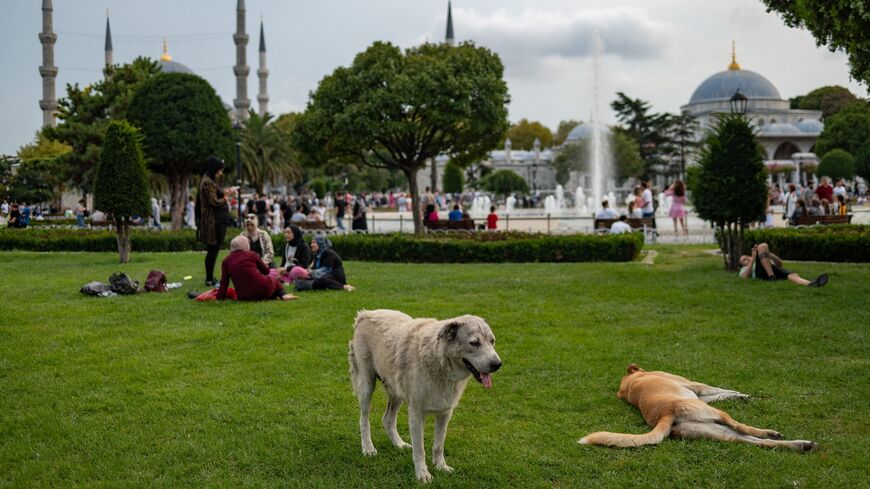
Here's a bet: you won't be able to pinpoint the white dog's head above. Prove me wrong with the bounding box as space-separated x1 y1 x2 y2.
437 315 502 389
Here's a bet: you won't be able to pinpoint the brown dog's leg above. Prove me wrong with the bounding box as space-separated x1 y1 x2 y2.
714 409 782 439
672 422 816 452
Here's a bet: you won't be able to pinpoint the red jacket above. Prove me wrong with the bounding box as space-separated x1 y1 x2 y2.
217 250 282 300
816 184 833 202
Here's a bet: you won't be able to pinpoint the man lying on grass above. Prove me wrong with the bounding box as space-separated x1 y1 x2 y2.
738 242 828 287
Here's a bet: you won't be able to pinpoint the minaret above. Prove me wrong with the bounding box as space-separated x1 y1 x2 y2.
39 0 58 127
257 17 269 116
233 0 250 121
445 1 455 46
104 10 113 74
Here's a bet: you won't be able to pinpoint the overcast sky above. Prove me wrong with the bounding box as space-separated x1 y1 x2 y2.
1 0 867 155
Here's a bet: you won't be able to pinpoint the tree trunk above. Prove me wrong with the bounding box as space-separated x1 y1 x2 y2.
429 158 437 192
167 169 188 231
405 167 423 234
115 217 131 263
719 221 744 271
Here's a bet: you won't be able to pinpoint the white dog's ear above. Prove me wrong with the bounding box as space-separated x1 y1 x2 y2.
437 321 461 342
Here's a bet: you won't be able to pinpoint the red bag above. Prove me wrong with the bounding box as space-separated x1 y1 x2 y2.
195 288 236 301
144 270 168 292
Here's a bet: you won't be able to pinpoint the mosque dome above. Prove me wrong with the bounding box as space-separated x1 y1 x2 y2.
565 122 611 143
156 39 193 74
688 45 781 105
796 119 824 134
758 122 802 136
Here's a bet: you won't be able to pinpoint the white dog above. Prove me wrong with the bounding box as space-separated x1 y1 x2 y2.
349 309 502 482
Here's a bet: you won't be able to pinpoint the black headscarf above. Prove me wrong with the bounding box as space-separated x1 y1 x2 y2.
287 225 304 246
204 156 225 179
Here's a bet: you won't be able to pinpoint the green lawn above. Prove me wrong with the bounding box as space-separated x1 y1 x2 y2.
1 247 868 488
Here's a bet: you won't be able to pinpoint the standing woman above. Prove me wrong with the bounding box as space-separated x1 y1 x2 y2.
197 156 234 286
665 180 688 237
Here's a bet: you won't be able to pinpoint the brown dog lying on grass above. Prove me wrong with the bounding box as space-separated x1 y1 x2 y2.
579 364 816 452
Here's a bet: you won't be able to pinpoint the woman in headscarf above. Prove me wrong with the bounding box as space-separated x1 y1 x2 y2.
274 224 312 283
196 156 234 286
150 198 162 229
240 214 275 267
306 234 354 291
217 236 296 301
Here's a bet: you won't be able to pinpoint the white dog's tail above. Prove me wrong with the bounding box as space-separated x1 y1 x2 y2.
578 414 674 448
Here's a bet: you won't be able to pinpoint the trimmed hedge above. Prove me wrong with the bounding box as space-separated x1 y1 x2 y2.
0 228 643 263
743 225 870 262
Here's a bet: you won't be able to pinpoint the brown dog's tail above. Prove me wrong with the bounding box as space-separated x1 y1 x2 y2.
578 414 674 448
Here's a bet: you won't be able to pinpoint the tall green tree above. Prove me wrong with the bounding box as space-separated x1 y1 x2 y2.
442 160 465 194
94 121 150 263
481 169 528 199
42 57 160 195
127 73 233 230
241 110 302 195
292 41 510 233
658 112 700 179
854 139 870 185
689 115 767 271
817 149 856 180
553 119 582 146
16 134 72 208
762 1 870 85
797 85 859 118
506 119 553 150
815 102 870 156
611 92 671 175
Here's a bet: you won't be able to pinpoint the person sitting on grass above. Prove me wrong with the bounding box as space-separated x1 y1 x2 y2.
609 215 632 234
304 234 354 292
217 236 297 301
738 242 828 287
273 224 313 283
240 214 275 268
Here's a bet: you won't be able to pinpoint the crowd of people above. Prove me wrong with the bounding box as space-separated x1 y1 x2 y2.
772 177 856 226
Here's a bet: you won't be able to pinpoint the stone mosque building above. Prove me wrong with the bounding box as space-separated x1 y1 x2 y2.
38 0 269 128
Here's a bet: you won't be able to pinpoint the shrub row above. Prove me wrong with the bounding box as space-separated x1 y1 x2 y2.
0 228 643 263
742 225 870 262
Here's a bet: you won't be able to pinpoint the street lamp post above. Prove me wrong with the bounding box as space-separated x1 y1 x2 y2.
233 120 243 227
730 89 748 115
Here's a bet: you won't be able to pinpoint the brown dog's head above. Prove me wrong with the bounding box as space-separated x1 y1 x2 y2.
617 364 645 399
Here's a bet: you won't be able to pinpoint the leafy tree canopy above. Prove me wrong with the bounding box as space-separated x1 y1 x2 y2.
551 131 643 185
762 1 870 86
292 41 510 233
796 85 860 118
506 119 553 150
815 102 870 156
241 110 302 194
817 148 856 180
443 160 465 194
481 169 528 197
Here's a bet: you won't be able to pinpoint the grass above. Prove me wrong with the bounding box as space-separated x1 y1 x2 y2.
0 246 868 488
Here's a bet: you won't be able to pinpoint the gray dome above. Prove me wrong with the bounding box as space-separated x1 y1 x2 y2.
796 119 823 134
157 59 194 74
689 69 781 105
565 122 611 142
758 122 801 136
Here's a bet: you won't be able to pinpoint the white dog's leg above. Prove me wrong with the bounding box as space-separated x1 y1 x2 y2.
689 383 750 402
408 407 432 483
432 410 454 473
356 374 377 456
383 396 411 449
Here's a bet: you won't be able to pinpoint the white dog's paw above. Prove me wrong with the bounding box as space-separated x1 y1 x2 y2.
362 445 378 457
434 461 453 473
416 468 433 483
395 440 412 450
578 437 590 445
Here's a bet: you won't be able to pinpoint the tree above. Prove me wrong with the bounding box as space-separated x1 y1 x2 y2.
127 73 233 230
817 149 856 180
5 161 54 205
611 92 671 175
94 121 150 263
42 57 160 195
797 85 859 118
443 160 464 194
241 110 302 194
292 41 510 234
551 132 643 185
659 112 699 178
762 1 870 85
854 140 870 184
16 134 72 208
815 102 870 156
481 169 528 198
506 119 553 150
553 119 581 146
689 115 767 271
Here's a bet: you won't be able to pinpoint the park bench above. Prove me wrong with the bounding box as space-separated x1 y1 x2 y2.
594 217 655 232
424 219 476 232
295 220 329 231
793 215 852 226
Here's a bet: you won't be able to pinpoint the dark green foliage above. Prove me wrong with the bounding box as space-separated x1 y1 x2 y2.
4 162 53 204
743 225 870 262
0 229 642 262
815 102 870 156
817 149 856 180
292 41 510 233
127 72 233 229
442 161 464 194
481 169 529 197
796 85 859 118
690 115 767 270
241 110 301 194
762 1 870 85
94 121 150 219
854 139 870 183
309 178 326 199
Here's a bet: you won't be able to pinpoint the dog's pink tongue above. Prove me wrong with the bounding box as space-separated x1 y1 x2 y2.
481 373 493 389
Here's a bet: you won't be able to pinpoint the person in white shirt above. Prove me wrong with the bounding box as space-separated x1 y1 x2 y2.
610 215 633 234
595 200 619 220
641 181 655 217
